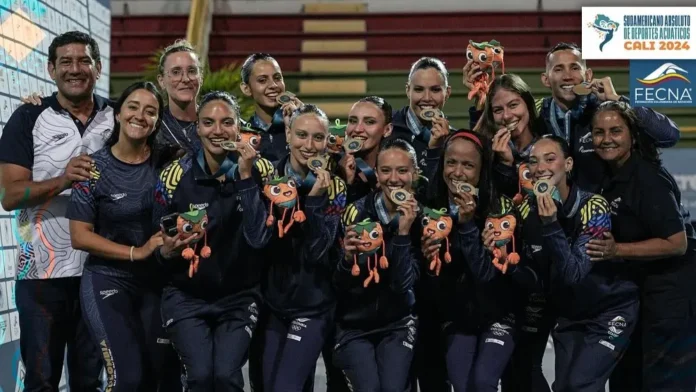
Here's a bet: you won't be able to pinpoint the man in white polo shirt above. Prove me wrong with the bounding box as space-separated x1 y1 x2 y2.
0 31 112 391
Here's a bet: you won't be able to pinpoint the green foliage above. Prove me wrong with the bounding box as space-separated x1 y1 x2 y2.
141 48 256 120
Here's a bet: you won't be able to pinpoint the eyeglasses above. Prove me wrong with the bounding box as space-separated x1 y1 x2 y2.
165 67 200 82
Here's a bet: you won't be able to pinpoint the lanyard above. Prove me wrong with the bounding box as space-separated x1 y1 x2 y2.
284 160 316 190
406 108 431 144
546 95 594 143
448 198 460 224
337 151 377 187
548 100 572 143
375 193 400 232
196 149 237 179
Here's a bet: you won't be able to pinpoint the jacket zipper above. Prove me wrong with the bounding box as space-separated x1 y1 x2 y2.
217 182 224 285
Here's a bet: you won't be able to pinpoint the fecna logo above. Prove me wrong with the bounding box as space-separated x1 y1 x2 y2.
630 60 696 107
637 63 690 85
588 14 621 51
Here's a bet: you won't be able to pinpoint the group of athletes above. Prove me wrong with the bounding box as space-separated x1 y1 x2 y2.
0 29 694 392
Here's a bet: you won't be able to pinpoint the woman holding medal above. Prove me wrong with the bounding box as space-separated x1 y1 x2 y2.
257 104 347 391
393 59 456 392
338 96 394 203
418 130 501 391
510 135 639 392
476 74 544 201
321 96 397 392
475 74 551 392
156 91 272 391
390 57 455 183
240 53 311 392
241 53 303 161
335 138 421 391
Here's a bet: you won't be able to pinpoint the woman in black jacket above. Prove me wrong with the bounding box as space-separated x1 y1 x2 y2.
419 129 500 391
335 138 421 392
156 91 272 391
240 52 303 162
338 96 394 204
258 104 347 392
589 101 696 392
511 135 639 392
390 57 455 188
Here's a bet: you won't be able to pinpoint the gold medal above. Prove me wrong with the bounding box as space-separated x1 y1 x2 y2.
572 83 592 96
419 108 443 121
218 141 238 151
455 181 479 196
276 92 295 105
389 189 412 205
308 155 328 172
344 138 363 153
533 180 556 197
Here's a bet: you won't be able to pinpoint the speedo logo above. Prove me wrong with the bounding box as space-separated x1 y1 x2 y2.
189 203 209 210
100 289 118 299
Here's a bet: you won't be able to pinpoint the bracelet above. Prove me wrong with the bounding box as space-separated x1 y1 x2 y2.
129 246 135 262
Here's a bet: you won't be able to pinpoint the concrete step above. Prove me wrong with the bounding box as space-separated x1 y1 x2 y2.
300 59 368 73
303 2 367 13
301 39 366 53
303 19 366 33
299 79 367 94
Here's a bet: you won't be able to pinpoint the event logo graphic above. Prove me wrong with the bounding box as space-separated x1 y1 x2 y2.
637 62 690 85
588 14 621 51
630 60 695 107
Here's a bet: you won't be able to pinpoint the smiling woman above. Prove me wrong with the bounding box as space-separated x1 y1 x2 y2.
105 82 163 159
338 96 394 204
242 53 301 162
153 90 273 392
511 135 640 392
155 40 203 157
65 81 182 391
590 101 696 391
287 105 330 175
477 74 544 199
334 137 421 392
390 57 456 203
257 103 347 392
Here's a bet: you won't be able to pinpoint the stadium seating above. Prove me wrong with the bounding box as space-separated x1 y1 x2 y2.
109 8 696 133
